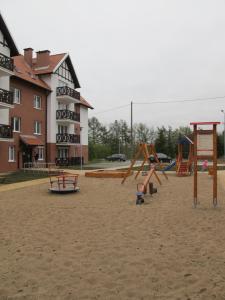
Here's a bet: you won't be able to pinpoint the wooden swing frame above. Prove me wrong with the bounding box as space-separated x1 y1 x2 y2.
121 143 168 184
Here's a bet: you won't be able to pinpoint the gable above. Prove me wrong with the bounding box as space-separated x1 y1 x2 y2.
55 60 73 83
54 55 80 89
0 13 19 56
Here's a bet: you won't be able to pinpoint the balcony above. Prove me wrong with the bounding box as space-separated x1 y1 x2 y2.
0 124 13 140
56 109 80 122
56 86 80 104
56 133 80 144
0 52 14 77
0 88 13 108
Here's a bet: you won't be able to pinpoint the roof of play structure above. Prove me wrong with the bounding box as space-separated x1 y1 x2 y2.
178 135 193 145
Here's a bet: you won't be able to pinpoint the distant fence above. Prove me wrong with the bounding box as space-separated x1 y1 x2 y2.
23 162 58 173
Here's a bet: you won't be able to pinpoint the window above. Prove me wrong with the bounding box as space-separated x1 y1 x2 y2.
12 117 21 132
11 88 21 104
34 95 41 109
58 102 69 110
58 125 68 134
34 121 41 134
8 146 15 162
57 148 68 158
37 146 44 160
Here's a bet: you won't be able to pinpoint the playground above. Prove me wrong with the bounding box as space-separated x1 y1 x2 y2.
1 172 225 299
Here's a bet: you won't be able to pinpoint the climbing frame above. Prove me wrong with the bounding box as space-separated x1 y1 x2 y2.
190 121 220 207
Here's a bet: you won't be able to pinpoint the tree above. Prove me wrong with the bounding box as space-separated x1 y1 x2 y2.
155 126 167 154
167 126 175 158
88 117 103 144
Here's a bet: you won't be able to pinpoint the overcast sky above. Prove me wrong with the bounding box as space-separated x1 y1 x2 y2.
1 0 225 130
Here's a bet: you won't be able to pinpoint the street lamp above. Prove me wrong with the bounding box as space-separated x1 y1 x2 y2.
221 110 225 161
80 126 83 171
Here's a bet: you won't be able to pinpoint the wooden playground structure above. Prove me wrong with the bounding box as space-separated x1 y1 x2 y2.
121 143 168 185
176 135 194 176
190 121 220 207
121 144 168 204
85 169 133 178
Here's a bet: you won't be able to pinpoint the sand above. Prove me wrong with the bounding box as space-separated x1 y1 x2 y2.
0 173 225 299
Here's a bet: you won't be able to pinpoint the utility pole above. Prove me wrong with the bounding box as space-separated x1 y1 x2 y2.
80 126 83 171
130 101 133 157
221 110 225 161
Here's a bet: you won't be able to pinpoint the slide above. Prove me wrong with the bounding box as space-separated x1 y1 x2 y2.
162 160 176 172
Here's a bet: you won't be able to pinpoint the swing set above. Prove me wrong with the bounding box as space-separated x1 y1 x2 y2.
121 143 168 184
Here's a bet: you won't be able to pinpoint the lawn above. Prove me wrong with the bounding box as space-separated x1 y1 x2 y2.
0 171 49 184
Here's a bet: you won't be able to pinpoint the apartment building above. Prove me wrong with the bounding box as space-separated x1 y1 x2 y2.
23 48 93 166
0 13 19 172
0 13 93 173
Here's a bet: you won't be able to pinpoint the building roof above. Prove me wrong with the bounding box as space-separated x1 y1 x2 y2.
190 122 220 125
0 13 19 56
33 53 66 75
33 53 81 89
20 135 43 146
12 55 51 91
178 135 193 145
80 95 94 109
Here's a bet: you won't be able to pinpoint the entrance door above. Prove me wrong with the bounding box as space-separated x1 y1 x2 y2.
22 146 33 167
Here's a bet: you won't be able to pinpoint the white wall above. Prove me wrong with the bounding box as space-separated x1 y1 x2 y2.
0 76 10 90
0 30 12 126
80 106 88 145
40 74 56 143
0 109 9 125
0 30 10 57
41 60 89 146
41 73 79 143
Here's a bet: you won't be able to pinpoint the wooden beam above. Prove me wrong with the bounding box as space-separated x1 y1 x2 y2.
121 144 143 184
193 124 198 207
213 124 217 206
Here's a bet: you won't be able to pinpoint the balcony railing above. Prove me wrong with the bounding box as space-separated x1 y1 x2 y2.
0 52 14 71
0 88 13 105
56 109 80 122
0 124 13 139
56 133 80 144
56 86 80 101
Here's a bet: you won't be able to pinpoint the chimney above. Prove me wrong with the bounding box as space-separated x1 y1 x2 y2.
24 48 33 66
36 50 50 68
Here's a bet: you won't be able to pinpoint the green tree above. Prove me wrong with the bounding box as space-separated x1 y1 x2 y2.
155 126 167 154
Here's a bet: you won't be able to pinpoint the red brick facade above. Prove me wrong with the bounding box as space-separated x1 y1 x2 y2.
0 78 48 173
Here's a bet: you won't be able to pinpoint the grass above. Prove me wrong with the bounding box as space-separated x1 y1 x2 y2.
0 171 49 184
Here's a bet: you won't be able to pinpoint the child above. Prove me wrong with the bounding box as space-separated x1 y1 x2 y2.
202 160 208 172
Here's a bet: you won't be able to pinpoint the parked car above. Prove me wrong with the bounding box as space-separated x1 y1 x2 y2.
106 154 127 162
156 153 172 163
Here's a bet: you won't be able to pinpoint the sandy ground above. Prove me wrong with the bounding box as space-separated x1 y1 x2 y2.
0 173 225 300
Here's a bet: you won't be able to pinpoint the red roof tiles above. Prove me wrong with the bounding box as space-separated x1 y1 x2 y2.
20 135 44 146
12 55 51 91
80 96 94 109
33 53 66 75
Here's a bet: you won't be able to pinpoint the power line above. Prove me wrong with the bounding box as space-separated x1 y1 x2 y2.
91 103 130 115
91 95 225 115
133 95 225 105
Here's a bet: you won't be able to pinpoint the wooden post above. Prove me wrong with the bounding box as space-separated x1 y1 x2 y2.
193 124 198 207
213 124 217 207
121 144 143 184
135 144 149 179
